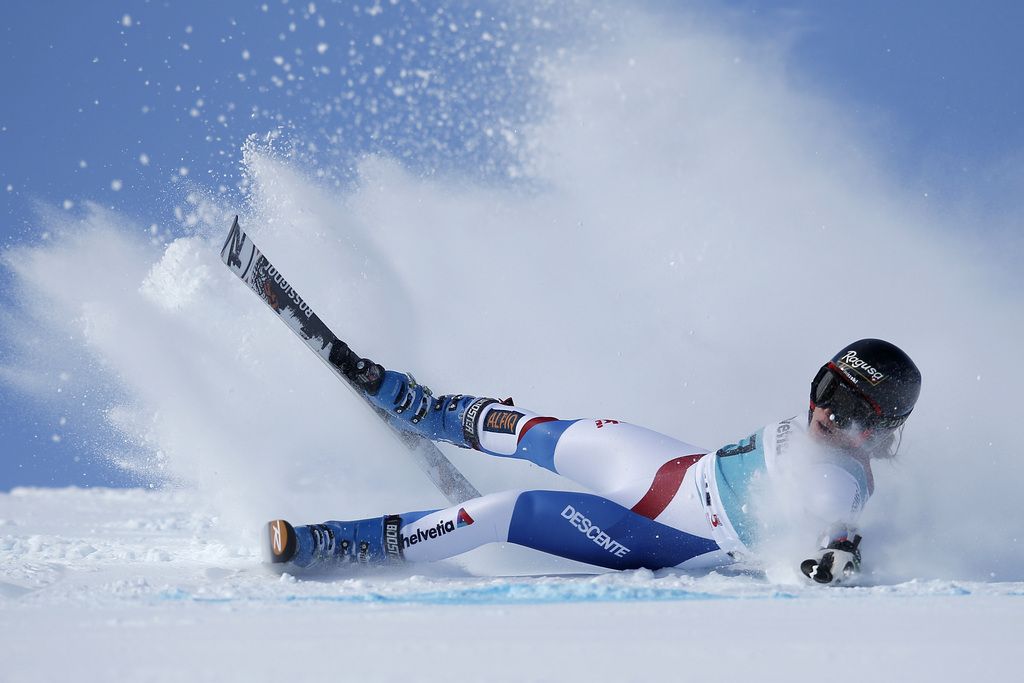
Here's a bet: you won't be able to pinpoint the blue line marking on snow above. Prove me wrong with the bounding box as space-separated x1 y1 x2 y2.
158 583 730 606
153 578 1024 607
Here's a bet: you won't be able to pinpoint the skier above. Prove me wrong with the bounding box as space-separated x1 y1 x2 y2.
264 338 921 584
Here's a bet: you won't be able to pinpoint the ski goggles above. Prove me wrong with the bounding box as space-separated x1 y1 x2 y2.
811 364 908 431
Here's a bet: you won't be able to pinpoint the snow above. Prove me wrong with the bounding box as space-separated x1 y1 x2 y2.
2 486 1019 681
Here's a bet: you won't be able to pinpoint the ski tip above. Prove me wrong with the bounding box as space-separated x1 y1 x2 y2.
220 215 244 262
262 519 298 564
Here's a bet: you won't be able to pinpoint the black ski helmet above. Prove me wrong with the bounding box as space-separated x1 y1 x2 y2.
809 339 921 430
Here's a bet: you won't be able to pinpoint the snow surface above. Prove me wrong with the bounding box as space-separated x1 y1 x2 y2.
2 486 1020 682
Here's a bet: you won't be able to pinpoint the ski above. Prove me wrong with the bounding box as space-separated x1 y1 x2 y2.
220 216 481 504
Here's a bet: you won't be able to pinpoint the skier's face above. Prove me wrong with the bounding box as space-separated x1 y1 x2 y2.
809 406 870 450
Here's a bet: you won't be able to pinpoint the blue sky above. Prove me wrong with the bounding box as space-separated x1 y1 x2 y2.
2 0 1022 490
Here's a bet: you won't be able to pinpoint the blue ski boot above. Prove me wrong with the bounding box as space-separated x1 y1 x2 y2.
263 515 404 569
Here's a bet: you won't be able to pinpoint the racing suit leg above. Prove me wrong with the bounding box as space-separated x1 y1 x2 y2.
365 370 709 510
399 488 720 570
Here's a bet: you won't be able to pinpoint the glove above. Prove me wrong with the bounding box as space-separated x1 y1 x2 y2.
800 535 862 585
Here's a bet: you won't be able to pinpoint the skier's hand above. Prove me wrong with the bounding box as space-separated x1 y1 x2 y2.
800 535 862 585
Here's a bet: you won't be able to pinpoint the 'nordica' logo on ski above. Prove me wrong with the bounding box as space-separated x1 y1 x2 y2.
561 505 631 558
838 350 885 385
265 264 314 319
401 508 474 549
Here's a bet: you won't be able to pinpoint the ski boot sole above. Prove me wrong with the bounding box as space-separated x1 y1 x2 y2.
262 519 297 564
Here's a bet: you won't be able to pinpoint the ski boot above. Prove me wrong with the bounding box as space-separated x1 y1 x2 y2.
262 515 404 569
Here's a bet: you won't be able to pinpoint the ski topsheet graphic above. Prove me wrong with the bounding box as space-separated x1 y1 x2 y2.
220 216 481 504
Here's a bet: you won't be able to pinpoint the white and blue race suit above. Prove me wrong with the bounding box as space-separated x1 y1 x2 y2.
359 370 874 570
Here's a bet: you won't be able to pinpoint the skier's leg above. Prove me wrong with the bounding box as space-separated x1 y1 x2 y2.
264 490 521 569
504 489 724 570
357 369 709 512
474 412 710 512
267 489 724 571
398 490 518 562
404 489 723 569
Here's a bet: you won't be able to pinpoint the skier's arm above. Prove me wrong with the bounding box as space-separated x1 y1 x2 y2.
797 463 868 585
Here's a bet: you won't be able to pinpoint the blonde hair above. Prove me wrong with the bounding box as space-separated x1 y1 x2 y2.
868 426 905 460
